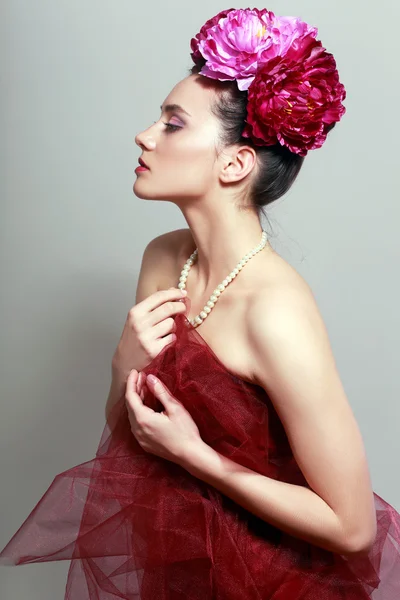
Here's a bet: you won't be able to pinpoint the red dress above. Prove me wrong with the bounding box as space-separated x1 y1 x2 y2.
1 299 400 599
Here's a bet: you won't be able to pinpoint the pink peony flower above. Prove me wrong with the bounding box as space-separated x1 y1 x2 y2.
261 14 318 61
242 34 346 155
191 8 319 92
190 8 347 154
190 8 236 64
193 8 276 91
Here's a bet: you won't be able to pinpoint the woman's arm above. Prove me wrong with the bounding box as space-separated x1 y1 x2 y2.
105 229 189 424
181 440 371 556
180 282 377 556
105 237 162 424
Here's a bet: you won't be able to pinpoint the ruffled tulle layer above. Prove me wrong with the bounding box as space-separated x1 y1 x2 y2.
1 307 400 598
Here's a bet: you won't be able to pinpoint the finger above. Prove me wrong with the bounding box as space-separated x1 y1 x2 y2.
126 370 154 418
146 375 177 411
137 372 144 395
139 373 150 400
141 288 187 314
139 379 146 401
129 369 139 389
125 370 143 409
142 381 149 401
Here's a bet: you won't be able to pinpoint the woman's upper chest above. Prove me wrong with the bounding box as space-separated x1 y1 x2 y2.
155 234 266 385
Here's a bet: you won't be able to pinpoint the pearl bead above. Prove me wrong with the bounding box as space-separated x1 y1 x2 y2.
178 229 268 328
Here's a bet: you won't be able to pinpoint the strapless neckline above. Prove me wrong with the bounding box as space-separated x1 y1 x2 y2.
182 314 262 391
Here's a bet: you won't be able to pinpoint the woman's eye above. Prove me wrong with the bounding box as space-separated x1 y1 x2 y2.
163 122 181 132
152 120 181 132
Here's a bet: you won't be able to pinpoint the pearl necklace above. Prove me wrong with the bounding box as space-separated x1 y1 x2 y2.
178 230 268 328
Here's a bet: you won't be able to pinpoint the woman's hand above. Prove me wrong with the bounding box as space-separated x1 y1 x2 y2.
112 288 188 380
125 369 203 465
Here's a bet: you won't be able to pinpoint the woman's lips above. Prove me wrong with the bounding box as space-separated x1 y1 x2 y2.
135 165 150 172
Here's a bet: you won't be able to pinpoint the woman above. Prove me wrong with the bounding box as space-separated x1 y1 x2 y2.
1 8 400 599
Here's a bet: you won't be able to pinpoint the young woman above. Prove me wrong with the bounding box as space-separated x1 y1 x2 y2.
2 8 400 599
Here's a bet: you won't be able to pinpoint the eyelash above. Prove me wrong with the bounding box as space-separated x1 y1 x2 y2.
164 123 181 132
153 121 181 132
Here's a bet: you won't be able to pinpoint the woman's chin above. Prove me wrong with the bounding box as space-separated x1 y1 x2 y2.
132 187 163 201
132 183 152 199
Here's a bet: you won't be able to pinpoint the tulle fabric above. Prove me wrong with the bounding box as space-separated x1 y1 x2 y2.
1 297 400 599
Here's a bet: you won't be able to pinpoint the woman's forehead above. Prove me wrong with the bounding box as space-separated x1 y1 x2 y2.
163 76 217 119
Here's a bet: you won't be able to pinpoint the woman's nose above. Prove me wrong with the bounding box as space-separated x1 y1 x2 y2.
135 127 155 149
135 130 146 147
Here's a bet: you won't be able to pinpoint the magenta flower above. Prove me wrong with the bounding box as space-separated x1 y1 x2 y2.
242 34 347 155
191 8 319 92
192 8 276 91
261 14 318 60
190 8 347 153
190 8 236 64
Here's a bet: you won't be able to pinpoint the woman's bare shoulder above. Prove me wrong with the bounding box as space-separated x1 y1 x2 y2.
144 228 192 290
151 228 192 265
150 228 190 249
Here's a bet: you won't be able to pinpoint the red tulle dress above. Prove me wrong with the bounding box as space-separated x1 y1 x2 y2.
1 298 400 599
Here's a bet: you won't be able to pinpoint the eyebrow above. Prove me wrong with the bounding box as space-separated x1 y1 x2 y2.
160 103 192 117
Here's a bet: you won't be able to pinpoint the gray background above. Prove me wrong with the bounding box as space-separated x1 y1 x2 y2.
1 1 399 597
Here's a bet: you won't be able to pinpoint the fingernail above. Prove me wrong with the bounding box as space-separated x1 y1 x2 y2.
147 374 157 384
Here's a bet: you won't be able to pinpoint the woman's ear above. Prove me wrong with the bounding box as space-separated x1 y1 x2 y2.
219 145 257 184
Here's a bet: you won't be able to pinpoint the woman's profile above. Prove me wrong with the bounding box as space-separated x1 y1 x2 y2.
1 7 400 599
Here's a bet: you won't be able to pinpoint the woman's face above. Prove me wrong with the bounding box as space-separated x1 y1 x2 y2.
134 75 223 205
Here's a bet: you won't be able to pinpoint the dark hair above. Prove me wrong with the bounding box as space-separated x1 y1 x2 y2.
189 62 307 219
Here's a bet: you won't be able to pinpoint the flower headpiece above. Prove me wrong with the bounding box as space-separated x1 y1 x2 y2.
190 7 346 156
